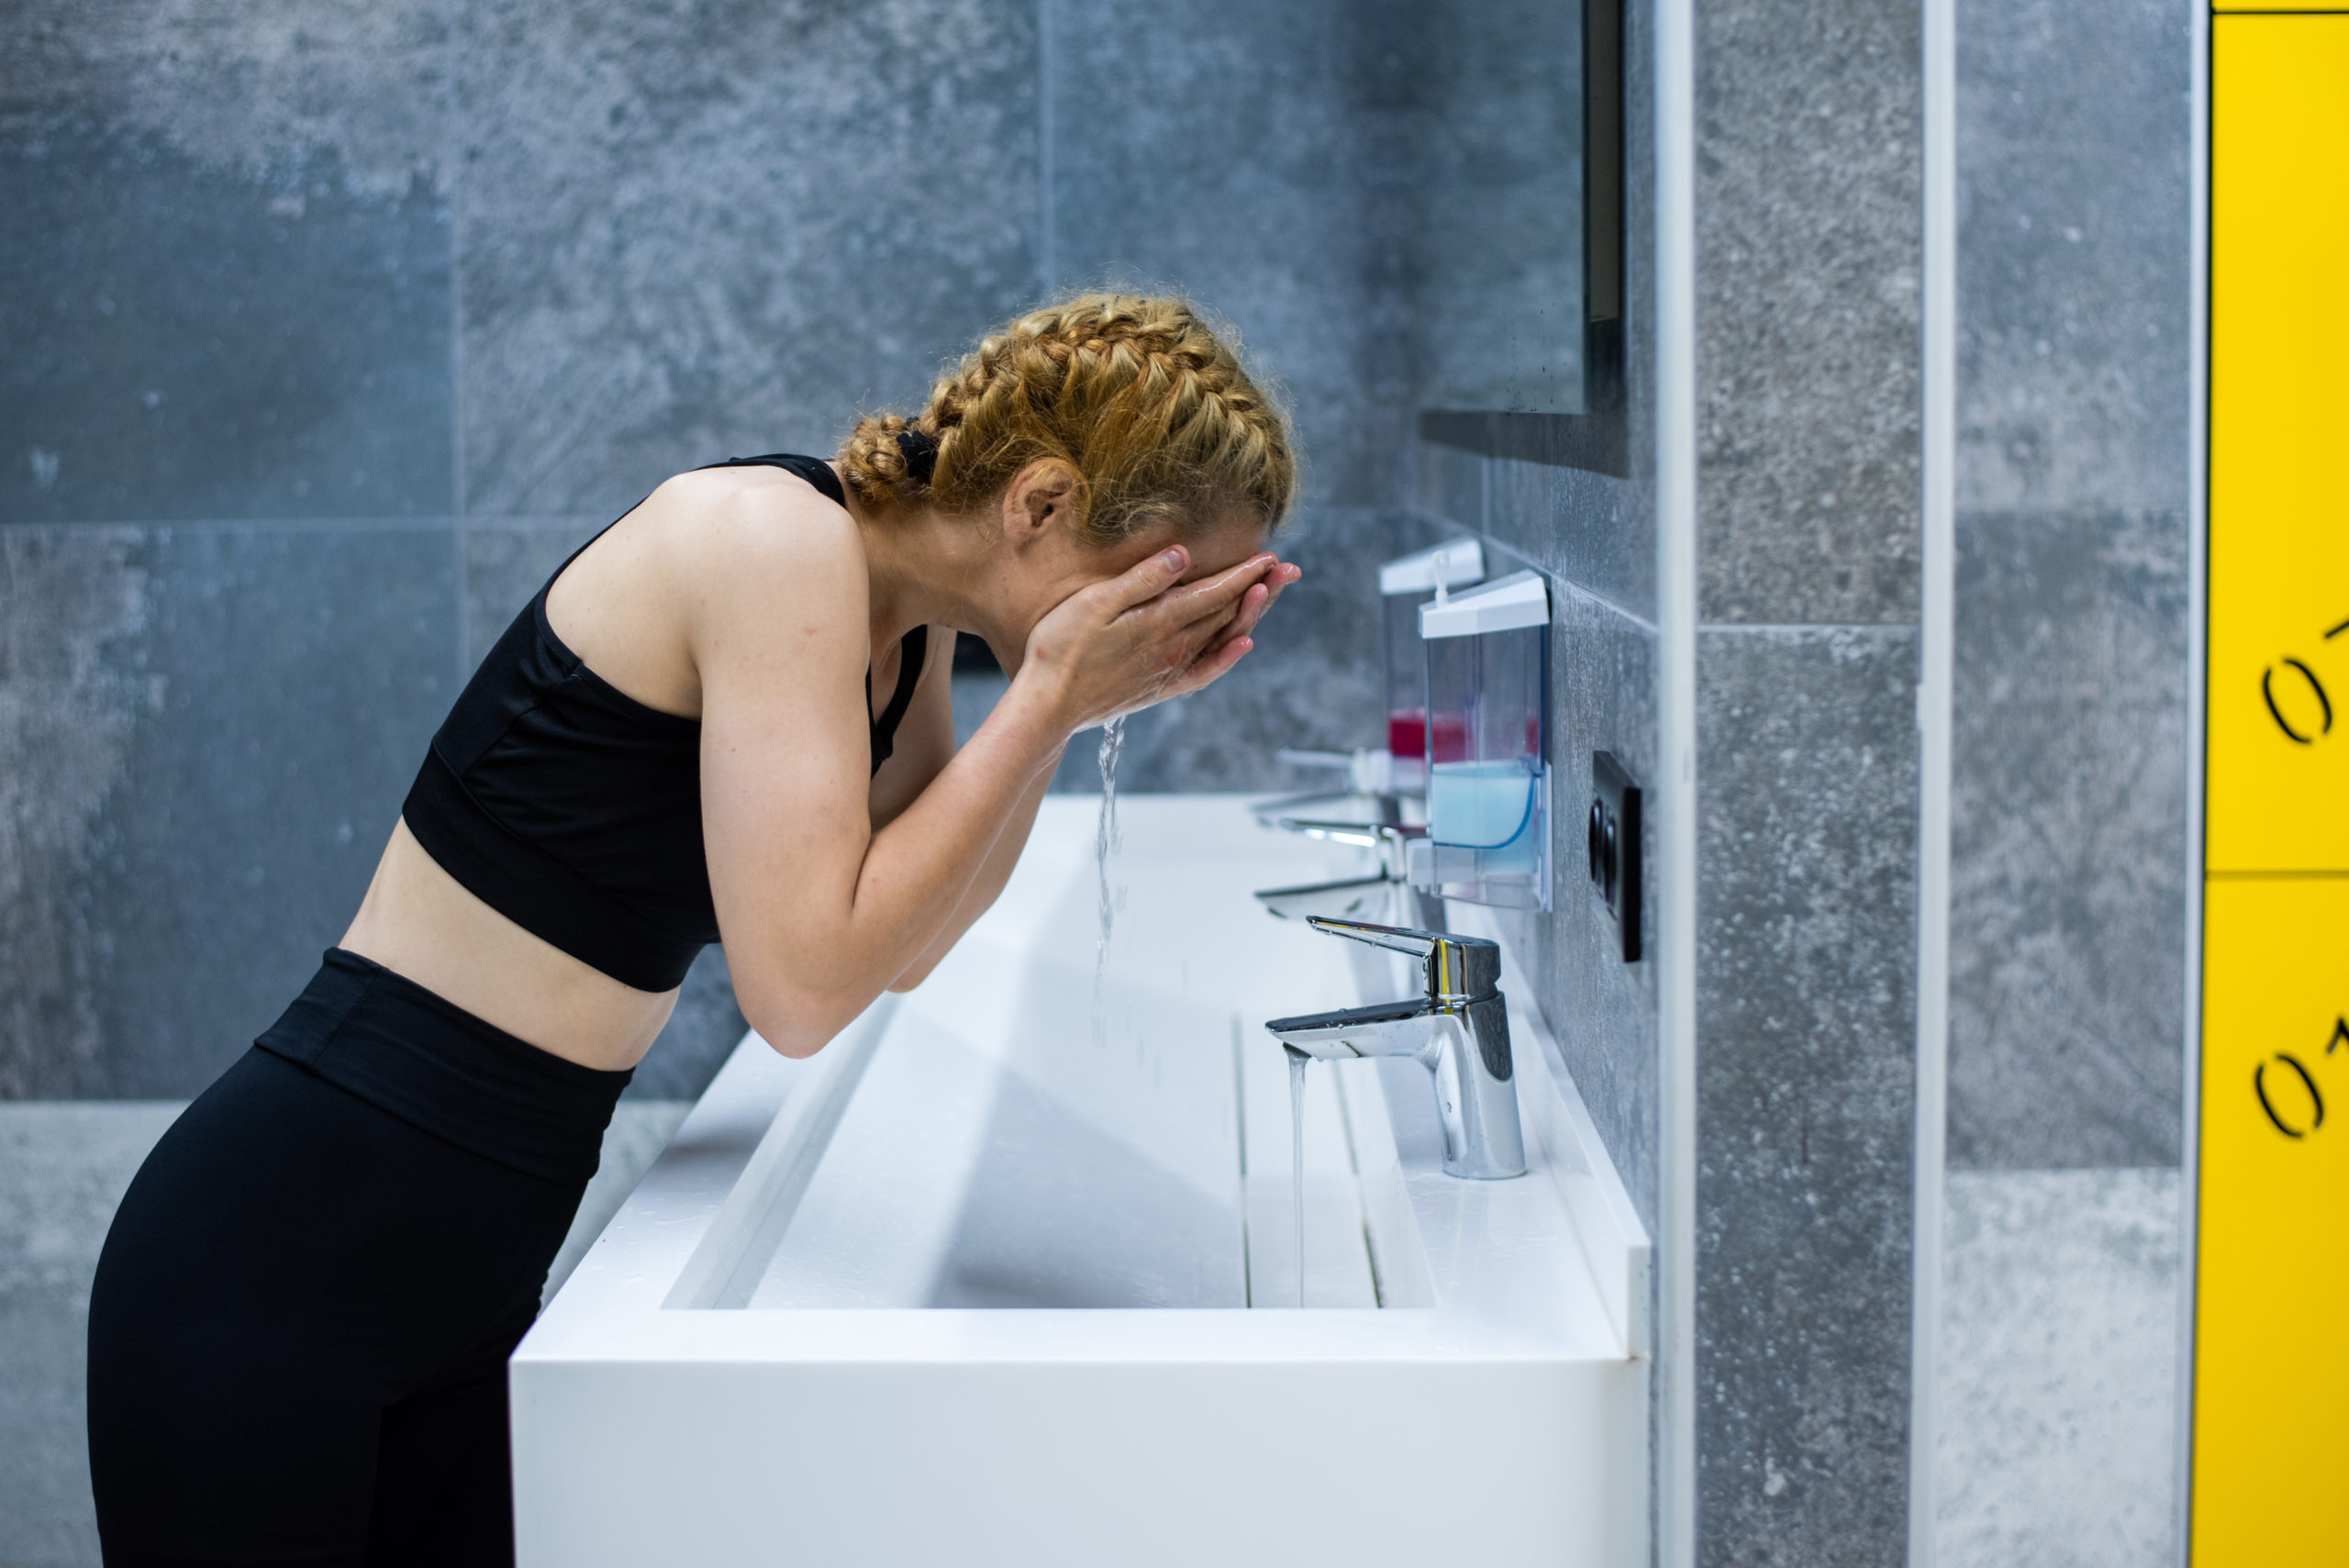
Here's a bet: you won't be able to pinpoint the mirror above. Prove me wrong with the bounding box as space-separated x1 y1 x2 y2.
1410 0 1597 416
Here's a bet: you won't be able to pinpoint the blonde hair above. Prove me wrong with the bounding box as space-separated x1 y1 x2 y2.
839 293 1297 547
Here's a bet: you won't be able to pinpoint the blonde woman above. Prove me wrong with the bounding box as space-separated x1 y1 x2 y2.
88 295 1300 1567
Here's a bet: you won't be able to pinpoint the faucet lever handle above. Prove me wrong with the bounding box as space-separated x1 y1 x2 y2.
1303 916 1501 1003
1303 914 1450 957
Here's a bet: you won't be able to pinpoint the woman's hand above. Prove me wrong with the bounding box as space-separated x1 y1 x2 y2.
1017 547 1297 735
1161 556 1302 701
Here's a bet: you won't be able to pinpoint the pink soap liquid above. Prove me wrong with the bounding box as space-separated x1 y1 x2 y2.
1387 708 1426 760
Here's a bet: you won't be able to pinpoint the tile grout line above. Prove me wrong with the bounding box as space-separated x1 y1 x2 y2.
2174 6 2211 1562
1653 0 1701 1556
444 0 469 680
1037 0 1056 297
1909 0 1958 1557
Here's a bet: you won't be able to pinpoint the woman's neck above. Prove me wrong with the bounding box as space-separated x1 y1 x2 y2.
851 500 1011 658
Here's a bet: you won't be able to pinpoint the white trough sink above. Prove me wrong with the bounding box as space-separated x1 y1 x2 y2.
514 795 1649 1568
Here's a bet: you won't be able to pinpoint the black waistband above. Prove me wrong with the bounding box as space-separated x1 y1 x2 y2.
254 949 632 1185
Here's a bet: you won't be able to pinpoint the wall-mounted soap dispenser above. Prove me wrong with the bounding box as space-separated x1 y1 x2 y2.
1406 570 1553 911
1378 539 1486 794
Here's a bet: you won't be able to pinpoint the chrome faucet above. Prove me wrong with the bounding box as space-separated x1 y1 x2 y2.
1252 818 1447 932
1264 917 1525 1180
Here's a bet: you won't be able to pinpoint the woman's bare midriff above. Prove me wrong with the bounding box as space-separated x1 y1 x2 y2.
339 820 682 1072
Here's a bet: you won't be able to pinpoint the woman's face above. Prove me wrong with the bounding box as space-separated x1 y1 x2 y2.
1004 510 1273 645
977 463 1280 663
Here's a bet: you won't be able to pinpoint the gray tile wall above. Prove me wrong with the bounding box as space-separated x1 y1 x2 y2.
1687 2 1923 1562
1438 3 1931 1561
1694 625 1920 1565
1950 0 2193 1173
1693 0 1924 628
4 0 1464 1104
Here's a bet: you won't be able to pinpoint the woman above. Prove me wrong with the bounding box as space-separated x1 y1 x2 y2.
86 294 1301 1566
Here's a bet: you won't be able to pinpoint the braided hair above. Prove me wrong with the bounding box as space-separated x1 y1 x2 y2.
839 294 1297 546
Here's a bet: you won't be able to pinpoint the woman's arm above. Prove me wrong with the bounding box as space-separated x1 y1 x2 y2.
696 510 1277 1057
864 630 1060 991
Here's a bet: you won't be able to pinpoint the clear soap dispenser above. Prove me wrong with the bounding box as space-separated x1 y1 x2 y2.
1408 569 1552 911
1377 539 1485 794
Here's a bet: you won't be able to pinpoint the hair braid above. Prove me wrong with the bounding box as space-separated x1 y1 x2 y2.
839 293 1297 546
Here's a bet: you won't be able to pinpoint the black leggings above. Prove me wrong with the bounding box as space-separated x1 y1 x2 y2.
88 951 629 1567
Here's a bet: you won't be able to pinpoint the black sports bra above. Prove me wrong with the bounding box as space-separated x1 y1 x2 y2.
399 454 930 993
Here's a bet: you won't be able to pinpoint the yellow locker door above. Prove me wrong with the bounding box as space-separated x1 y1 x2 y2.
2199 11 2349 1563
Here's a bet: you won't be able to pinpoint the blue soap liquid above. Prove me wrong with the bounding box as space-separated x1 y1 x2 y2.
1426 761 1539 873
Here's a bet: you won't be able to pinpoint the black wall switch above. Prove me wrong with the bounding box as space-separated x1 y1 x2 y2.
1587 751 1642 962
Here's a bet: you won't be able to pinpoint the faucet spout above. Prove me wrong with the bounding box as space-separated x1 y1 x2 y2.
1264 918 1525 1180
1264 997 1449 1066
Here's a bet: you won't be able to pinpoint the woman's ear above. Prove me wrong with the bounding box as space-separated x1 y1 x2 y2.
999 460 1081 549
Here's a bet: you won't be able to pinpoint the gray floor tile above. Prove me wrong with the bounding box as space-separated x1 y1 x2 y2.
1937 1167 2182 1568
0 1103 184 1568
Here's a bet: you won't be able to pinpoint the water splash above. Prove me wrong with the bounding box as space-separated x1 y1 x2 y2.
1287 1045 1308 1309
1091 714 1129 1048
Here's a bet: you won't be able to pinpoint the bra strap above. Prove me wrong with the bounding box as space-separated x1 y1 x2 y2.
868 625 930 773
698 452 846 509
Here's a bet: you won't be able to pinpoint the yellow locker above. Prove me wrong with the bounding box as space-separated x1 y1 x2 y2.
2208 14 2349 875
2199 13 2349 1564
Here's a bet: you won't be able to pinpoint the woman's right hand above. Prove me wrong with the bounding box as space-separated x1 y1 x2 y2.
1016 546 1287 737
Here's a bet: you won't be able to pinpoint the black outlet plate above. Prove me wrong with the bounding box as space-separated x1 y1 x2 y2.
1586 751 1642 962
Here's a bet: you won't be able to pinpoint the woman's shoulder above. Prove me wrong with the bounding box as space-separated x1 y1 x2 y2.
642 462 864 593
633 463 871 673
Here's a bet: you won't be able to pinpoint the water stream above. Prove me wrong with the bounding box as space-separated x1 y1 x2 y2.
1091 715 1128 1050
1286 1045 1308 1309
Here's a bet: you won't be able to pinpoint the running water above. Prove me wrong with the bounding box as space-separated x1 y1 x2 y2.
1286 1045 1308 1309
1090 715 1129 1048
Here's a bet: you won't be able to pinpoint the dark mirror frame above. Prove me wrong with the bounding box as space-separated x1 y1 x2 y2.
1420 0 1628 477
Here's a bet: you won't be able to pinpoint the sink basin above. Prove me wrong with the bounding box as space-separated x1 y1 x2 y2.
513 795 1649 1567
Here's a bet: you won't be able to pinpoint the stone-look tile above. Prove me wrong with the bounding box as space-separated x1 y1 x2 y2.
0 1102 183 1568
1936 1168 2182 1568
1487 460 1653 623
1695 625 1920 1568
1051 0 1417 510
5 0 450 193
1694 0 1922 625
1948 511 2188 1169
0 525 458 1098
455 0 1040 517
0 129 453 525
2 0 454 523
462 520 601 670
1956 0 2191 516
1524 584 1663 1231
1418 442 1486 534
